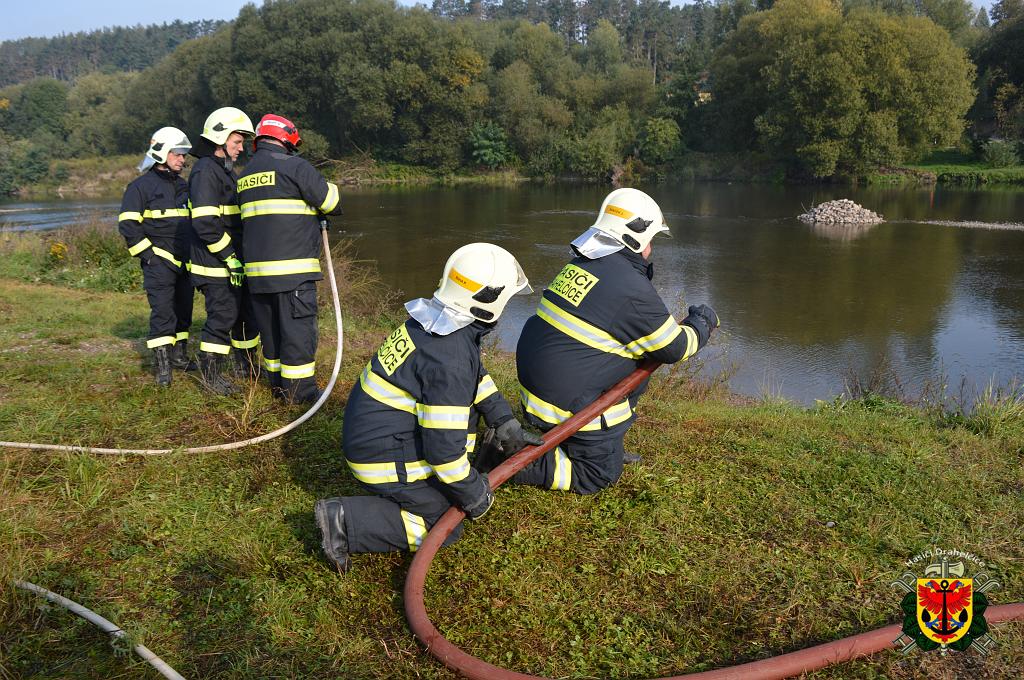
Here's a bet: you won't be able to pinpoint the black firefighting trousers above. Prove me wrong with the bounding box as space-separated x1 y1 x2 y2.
340 477 465 554
249 281 319 401
141 257 193 349
511 428 628 495
197 282 259 357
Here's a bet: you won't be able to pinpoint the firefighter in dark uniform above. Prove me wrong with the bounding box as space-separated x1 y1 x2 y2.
314 243 542 572
236 114 342 403
118 127 194 386
188 107 257 395
511 188 720 494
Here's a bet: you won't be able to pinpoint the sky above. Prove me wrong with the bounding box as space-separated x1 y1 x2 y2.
0 0 995 42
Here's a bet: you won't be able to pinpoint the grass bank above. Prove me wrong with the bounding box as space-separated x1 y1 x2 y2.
1 227 1023 679
883 150 1024 186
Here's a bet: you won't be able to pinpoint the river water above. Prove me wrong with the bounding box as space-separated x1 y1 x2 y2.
3 181 1023 405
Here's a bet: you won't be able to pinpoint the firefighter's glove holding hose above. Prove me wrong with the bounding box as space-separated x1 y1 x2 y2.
225 255 245 287
464 474 494 521
688 304 720 330
494 418 544 454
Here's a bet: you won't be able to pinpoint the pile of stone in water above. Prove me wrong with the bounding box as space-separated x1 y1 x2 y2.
798 199 884 224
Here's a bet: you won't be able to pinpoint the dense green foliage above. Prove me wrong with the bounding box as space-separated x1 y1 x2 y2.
0 0 1018 191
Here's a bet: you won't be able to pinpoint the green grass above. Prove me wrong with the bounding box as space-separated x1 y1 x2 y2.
903 149 1024 186
1 233 1023 678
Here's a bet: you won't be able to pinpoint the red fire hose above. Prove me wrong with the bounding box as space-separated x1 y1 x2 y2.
404 360 1024 679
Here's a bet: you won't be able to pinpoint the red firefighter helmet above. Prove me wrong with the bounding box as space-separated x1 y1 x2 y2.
254 114 302 150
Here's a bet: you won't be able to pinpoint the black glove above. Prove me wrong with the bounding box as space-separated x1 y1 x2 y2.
463 474 494 521
494 418 544 454
688 304 720 330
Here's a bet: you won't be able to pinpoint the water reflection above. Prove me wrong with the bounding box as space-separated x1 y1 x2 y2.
3 181 1022 405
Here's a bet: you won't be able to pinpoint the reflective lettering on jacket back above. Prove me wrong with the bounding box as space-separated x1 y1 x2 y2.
237 171 276 193
547 263 599 307
377 324 417 376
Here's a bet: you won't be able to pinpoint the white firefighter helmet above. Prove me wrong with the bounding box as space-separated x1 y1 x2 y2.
573 188 670 256
201 107 255 145
141 127 191 170
434 243 532 322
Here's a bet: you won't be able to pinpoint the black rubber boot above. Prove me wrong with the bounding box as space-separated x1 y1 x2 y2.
198 352 239 396
231 349 260 382
152 346 173 387
314 498 350 573
170 342 197 372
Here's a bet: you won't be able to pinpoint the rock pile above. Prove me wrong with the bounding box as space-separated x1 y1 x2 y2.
798 199 884 225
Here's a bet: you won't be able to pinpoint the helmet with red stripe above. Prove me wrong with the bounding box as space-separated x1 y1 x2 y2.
254 114 302 151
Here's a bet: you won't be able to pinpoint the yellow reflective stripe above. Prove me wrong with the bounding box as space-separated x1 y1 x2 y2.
175 332 189 341
128 238 152 256
682 324 700 360
405 460 434 482
231 335 260 349
207 232 232 253
239 199 317 219
151 247 182 268
624 317 682 355
142 208 190 219
281 361 315 379
401 510 428 552
416 404 471 430
263 358 282 373
550 447 573 491
188 263 229 277
520 387 629 432
320 182 340 213
346 459 400 484
119 211 143 223
359 364 416 414
146 336 175 349
222 205 240 215
475 375 498 404
432 452 472 484
537 298 637 359
244 259 321 277
466 433 477 454
200 341 231 355
190 205 222 219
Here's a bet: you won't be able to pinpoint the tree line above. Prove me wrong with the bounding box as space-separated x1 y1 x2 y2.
0 0 1022 195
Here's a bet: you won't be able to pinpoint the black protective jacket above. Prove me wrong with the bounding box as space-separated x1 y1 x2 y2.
117 167 190 269
342 319 514 510
235 146 342 294
516 248 709 436
188 155 241 285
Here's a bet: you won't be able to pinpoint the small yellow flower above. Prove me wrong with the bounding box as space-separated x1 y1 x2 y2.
49 241 68 262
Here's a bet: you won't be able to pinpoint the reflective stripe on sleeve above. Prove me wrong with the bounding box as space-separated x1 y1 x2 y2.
320 182 340 213
432 452 472 484
401 510 428 552
359 364 417 414
624 316 682 355
405 460 434 482
263 358 282 373
152 247 182 268
466 432 477 454
682 324 700 360
346 459 399 484
239 199 317 219
200 341 231 355
119 211 143 223
550 447 573 491
537 298 638 359
244 259 321 277
281 361 315 379
190 205 222 219
474 375 498 404
416 404 471 430
188 263 229 277
128 238 152 256
207 232 232 253
222 205 240 215
231 335 260 349
146 335 176 349
142 208 190 219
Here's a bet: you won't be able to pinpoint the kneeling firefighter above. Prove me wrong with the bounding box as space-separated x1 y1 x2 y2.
508 188 719 494
118 127 194 386
315 244 543 572
236 114 342 403
188 106 258 395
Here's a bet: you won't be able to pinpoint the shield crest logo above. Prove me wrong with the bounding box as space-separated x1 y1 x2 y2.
917 578 973 645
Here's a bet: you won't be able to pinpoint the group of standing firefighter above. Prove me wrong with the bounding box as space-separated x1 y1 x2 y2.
315 188 720 572
118 108 341 403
